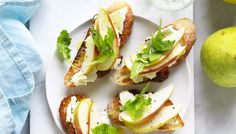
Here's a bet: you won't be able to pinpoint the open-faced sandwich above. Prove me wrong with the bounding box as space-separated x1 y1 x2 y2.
59 95 124 134
114 18 196 85
64 0 134 88
107 83 184 133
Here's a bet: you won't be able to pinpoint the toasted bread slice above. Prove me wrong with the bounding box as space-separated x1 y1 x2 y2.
59 95 86 134
158 100 184 131
114 18 196 86
64 0 134 88
107 93 184 131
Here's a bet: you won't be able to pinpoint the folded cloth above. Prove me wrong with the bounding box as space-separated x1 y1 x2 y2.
0 0 42 133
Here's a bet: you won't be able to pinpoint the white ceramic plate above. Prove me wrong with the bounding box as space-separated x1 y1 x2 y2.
46 16 192 134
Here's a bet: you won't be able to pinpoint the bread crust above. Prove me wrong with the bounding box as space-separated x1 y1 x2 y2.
114 18 196 86
59 95 86 134
64 0 134 88
158 100 184 130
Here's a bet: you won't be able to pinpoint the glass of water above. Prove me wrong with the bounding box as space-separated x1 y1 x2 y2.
150 0 194 11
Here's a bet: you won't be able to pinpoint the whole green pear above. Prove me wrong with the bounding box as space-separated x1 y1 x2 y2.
201 27 236 88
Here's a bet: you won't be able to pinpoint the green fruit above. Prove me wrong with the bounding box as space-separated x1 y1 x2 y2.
201 27 236 88
224 0 236 4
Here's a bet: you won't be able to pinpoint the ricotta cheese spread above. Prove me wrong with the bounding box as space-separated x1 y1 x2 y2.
71 71 88 86
66 96 79 122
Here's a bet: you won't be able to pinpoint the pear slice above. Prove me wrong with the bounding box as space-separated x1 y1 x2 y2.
141 42 186 74
119 85 174 125
109 7 128 35
125 55 137 70
89 102 125 134
89 103 103 133
96 9 119 71
158 114 184 131
81 35 97 75
124 57 133 70
125 27 185 71
119 90 135 106
126 105 180 133
73 98 93 134
146 27 185 67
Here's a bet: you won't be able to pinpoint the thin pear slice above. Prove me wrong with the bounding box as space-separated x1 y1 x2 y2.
125 27 185 71
73 99 93 134
141 42 186 74
109 7 128 34
145 27 185 67
124 57 133 70
126 105 180 133
158 115 184 131
119 90 135 106
119 85 174 125
96 9 119 71
89 103 125 134
81 35 97 75
89 103 103 133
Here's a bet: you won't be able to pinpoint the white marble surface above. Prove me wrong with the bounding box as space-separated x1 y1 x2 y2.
20 0 236 134
29 0 194 134
194 1 236 134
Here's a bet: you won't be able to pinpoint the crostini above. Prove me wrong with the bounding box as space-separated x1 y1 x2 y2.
59 95 124 134
114 18 196 85
107 84 184 133
64 0 134 88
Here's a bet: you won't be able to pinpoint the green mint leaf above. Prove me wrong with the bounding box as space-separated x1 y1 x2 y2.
151 37 175 51
92 123 118 134
91 26 116 65
140 83 150 95
130 62 144 80
105 27 116 47
148 54 162 62
130 19 176 79
91 27 103 52
89 54 110 65
123 95 152 120
56 30 72 63
123 83 152 120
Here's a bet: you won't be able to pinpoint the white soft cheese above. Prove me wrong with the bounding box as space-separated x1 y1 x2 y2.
142 72 157 79
86 68 97 82
71 69 98 86
66 96 79 122
132 75 144 83
162 26 177 33
71 35 98 86
71 71 88 86
129 69 157 83
132 72 157 83
109 7 128 34
112 58 122 70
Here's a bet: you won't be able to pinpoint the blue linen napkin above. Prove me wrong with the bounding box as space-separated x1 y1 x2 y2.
0 0 42 133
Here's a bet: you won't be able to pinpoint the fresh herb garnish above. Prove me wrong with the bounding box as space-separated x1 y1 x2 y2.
56 30 72 63
92 123 118 134
130 20 175 80
90 26 116 65
123 83 152 120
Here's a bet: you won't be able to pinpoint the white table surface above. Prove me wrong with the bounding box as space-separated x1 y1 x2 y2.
194 1 236 134
29 0 194 134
